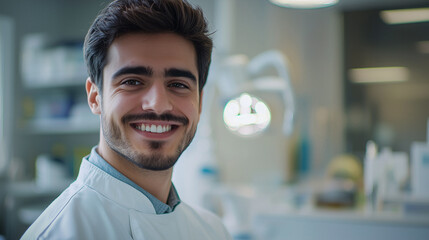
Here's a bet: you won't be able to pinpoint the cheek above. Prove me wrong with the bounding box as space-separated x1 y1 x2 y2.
103 94 138 120
179 98 201 123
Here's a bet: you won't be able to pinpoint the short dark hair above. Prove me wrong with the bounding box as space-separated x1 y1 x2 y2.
84 0 213 93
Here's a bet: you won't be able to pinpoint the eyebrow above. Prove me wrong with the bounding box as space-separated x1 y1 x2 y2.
111 66 197 83
112 66 153 79
165 68 197 83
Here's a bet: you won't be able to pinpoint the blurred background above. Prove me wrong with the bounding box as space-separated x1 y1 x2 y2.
1 0 429 239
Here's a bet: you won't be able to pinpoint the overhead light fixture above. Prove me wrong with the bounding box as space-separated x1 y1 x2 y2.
380 8 429 25
269 0 338 9
349 67 409 84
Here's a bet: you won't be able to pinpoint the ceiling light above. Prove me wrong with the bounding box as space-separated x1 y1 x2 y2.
349 67 409 84
380 8 429 25
269 0 338 9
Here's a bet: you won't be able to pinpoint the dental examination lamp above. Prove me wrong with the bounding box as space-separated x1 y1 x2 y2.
215 50 295 137
175 49 295 194
172 50 295 213
203 50 296 237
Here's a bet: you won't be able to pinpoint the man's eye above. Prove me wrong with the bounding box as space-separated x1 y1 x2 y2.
169 82 189 89
122 79 141 86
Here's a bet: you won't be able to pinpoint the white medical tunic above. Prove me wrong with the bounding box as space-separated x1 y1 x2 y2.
21 159 231 240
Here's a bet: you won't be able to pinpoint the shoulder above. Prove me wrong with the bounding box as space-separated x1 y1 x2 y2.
21 182 130 240
177 202 232 240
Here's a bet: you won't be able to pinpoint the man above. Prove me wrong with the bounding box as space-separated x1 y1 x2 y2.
22 0 231 239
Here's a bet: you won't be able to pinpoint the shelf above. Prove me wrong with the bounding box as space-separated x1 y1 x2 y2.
25 118 99 134
23 77 86 89
6 180 73 197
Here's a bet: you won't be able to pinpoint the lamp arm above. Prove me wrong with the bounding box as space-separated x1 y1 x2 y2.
247 50 295 136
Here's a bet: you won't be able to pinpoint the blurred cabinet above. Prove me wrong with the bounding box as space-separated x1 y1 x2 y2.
5 36 101 239
17 35 99 181
253 211 429 240
0 1 108 238
20 35 99 135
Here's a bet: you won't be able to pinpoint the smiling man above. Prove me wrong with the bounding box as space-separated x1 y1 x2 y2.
21 1 231 239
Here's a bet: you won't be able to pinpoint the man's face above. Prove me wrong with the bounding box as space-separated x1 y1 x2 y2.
88 33 202 171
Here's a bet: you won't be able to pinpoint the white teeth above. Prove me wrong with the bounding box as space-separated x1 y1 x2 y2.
136 124 172 133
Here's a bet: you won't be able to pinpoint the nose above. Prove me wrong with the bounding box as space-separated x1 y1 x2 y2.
141 81 173 114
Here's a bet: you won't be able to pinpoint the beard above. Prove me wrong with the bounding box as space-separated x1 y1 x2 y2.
101 111 197 171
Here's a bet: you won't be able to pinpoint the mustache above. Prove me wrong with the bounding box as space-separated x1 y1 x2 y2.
121 112 189 125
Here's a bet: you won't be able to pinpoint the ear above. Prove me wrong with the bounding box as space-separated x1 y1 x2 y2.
86 77 101 115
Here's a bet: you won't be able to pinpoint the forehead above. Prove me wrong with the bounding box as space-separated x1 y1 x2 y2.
104 32 197 76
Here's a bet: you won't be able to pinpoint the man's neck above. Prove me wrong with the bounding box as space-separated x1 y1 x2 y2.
97 141 173 204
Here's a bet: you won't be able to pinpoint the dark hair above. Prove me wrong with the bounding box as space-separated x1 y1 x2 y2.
84 0 213 93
